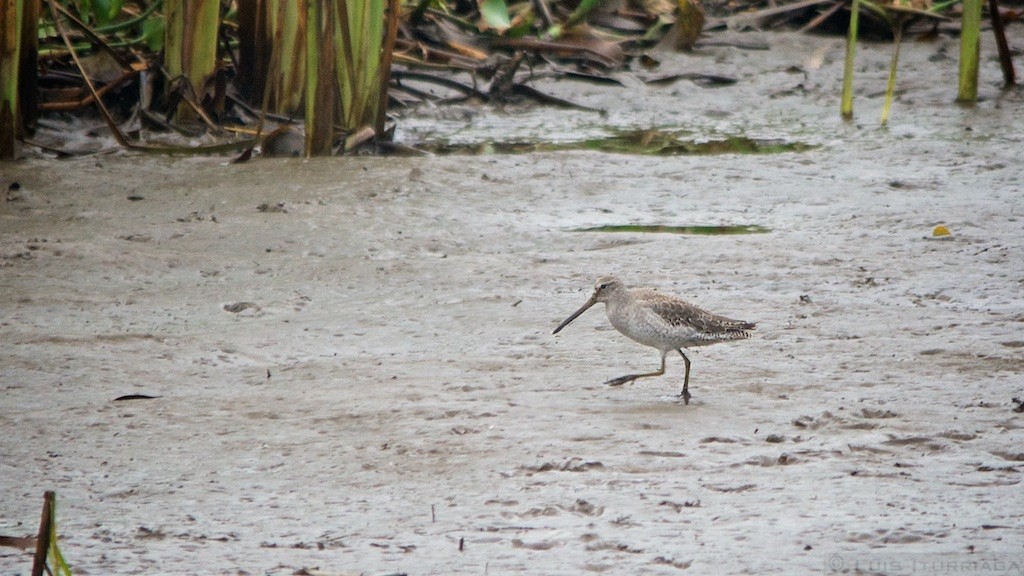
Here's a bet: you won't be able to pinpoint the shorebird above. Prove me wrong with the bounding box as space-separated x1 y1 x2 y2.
553 276 754 404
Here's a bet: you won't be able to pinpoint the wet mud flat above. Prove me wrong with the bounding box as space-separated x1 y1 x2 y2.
2 33 1024 575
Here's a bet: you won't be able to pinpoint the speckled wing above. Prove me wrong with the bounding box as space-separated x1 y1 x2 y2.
638 289 755 343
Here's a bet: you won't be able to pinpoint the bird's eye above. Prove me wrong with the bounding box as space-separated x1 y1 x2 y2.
599 283 609 289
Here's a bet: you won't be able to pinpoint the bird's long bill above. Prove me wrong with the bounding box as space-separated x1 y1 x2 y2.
552 296 597 334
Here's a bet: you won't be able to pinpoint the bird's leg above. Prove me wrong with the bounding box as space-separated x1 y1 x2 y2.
676 349 691 404
606 350 666 387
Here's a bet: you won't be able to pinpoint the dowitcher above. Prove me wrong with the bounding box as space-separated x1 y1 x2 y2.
553 276 754 404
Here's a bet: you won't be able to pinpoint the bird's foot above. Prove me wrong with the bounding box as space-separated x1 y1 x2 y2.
605 375 637 387
680 388 691 405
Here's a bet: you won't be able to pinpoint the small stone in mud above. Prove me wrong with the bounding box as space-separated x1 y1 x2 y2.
792 415 813 428
861 408 899 419
223 301 261 313
6 182 23 201
257 202 287 213
765 434 785 443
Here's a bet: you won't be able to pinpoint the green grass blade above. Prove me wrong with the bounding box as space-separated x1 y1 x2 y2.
374 0 400 134
957 0 981 101
880 25 902 125
164 0 221 121
305 0 337 155
335 0 385 131
267 0 306 114
1 0 25 159
48 495 73 576
840 0 859 119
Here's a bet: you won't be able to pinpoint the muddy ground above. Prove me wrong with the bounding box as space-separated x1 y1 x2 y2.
2 33 1023 575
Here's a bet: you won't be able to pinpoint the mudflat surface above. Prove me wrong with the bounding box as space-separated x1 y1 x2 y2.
2 33 1023 575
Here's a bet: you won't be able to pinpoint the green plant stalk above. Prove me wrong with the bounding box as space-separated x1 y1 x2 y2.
18 0 39 137
334 0 358 129
880 24 902 125
304 0 320 154
840 0 859 119
361 0 385 128
373 0 400 135
164 0 184 88
1 0 24 159
268 0 306 114
165 0 221 121
333 0 356 120
957 0 981 101
186 1 220 102
336 0 385 132
856 0 891 20
47 493 72 576
305 0 336 155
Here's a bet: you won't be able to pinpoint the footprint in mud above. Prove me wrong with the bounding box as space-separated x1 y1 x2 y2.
792 409 900 431
847 528 940 544
740 453 799 467
511 538 562 550
506 499 604 519
583 539 643 553
517 458 605 475
565 499 604 516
